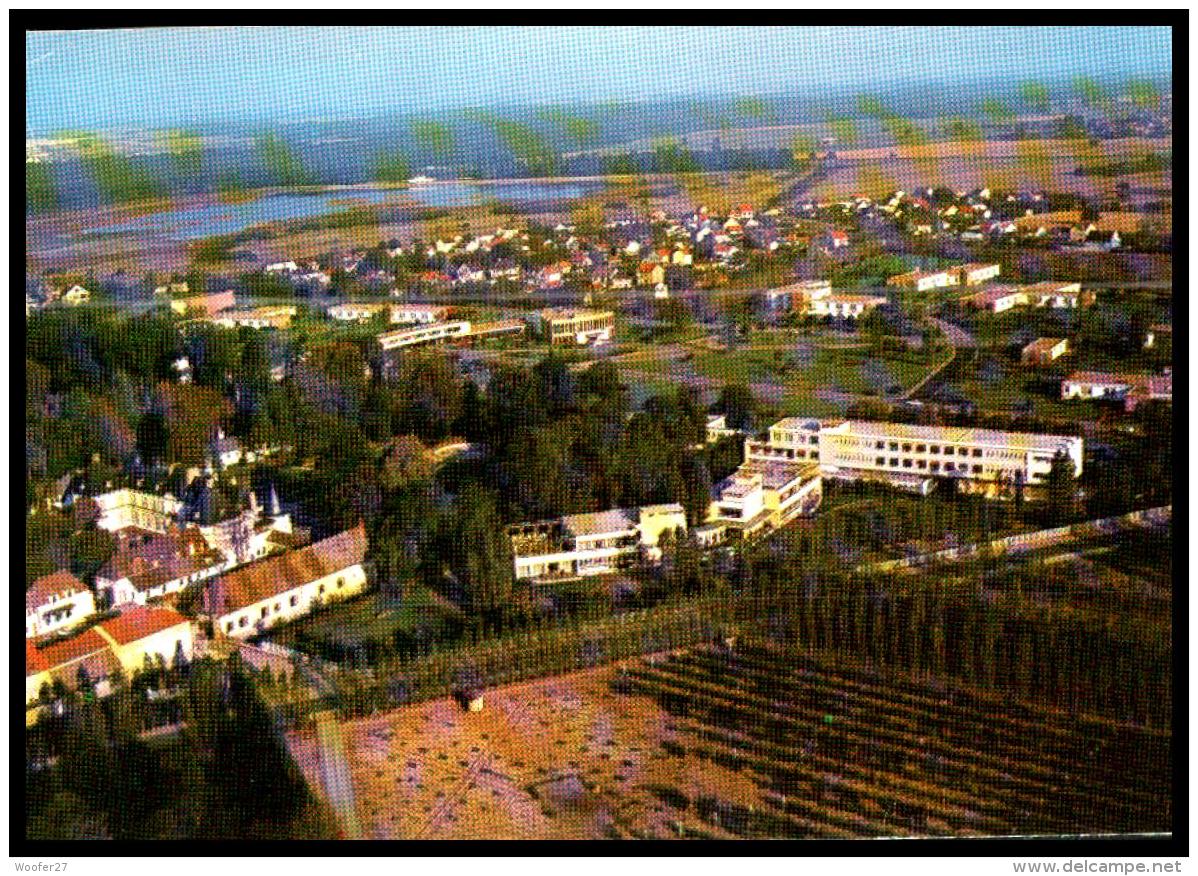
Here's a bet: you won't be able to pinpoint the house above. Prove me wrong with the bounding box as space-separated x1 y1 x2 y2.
170 290 237 317
764 280 831 312
391 304 450 325
1024 281 1093 309
61 285 92 306
636 262 665 288
327 302 385 322
1021 338 1069 366
808 293 887 320
209 430 243 469
525 309 615 346
952 263 1001 286
823 229 850 250
965 285 1029 314
27 571 97 639
746 417 1083 498
265 261 299 274
25 605 194 714
1143 323 1172 350
704 414 744 444
154 281 190 297
702 460 823 541
508 504 687 580
886 269 959 292
91 489 184 534
1061 371 1172 412
202 523 368 639
95 526 228 607
210 305 296 329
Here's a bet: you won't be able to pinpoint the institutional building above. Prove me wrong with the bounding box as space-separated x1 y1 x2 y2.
952 263 1002 286
90 489 184 534
202 523 368 639
508 504 687 580
526 309 615 346
377 321 472 350
746 417 1083 497
701 460 823 542
886 269 959 292
1061 371 1172 412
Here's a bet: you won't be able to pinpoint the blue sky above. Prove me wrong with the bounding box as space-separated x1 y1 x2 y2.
26 26 1173 133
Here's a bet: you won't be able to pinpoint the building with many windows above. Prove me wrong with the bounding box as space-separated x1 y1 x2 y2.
508 504 686 580
202 523 368 639
746 417 1083 497
701 459 822 542
26 571 97 640
525 309 615 346
90 489 184 534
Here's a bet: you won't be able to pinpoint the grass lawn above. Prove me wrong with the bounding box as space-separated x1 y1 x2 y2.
270 585 465 653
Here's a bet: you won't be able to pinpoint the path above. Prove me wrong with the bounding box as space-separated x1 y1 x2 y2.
314 709 363 839
856 506 1171 574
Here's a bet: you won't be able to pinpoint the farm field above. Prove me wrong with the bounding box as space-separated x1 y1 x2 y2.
286 642 1171 840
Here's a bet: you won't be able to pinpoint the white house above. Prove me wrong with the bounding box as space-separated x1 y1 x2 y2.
809 293 887 319
508 504 687 580
202 523 369 639
61 285 92 306
26 571 97 639
95 526 228 607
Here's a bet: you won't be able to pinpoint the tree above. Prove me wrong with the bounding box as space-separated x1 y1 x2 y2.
443 485 514 630
716 383 756 432
1045 451 1077 525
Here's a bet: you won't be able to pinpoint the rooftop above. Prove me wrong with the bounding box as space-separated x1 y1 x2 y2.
96 604 190 646
779 417 1080 454
27 570 87 615
562 508 638 538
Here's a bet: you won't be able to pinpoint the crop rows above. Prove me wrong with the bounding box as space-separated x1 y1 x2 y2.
620 643 1171 838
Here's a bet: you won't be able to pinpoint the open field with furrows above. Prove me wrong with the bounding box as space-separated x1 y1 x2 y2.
286 642 1171 839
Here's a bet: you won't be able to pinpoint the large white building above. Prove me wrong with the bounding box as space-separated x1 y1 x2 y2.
508 504 687 580
747 417 1083 497
90 489 184 534
377 321 472 350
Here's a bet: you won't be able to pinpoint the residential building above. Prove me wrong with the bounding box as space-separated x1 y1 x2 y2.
91 489 184 534
636 262 665 287
1061 371 1172 412
1024 281 1093 309
1021 337 1069 365
808 293 888 319
202 523 368 639
952 263 1001 286
705 414 744 444
747 417 1083 497
702 460 822 541
209 430 243 469
967 285 1028 313
170 290 236 317
390 304 450 324
886 269 959 292
327 302 386 322
96 526 228 607
25 605 194 713
526 309 615 346
508 504 686 580
27 571 97 639
61 284 91 306
211 305 296 330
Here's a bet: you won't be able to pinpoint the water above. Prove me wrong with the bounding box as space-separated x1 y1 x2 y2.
79 180 603 241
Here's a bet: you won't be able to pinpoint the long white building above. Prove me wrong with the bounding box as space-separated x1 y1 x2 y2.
747 417 1082 497
508 504 687 580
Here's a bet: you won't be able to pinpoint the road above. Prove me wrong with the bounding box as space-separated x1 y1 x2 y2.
930 317 977 349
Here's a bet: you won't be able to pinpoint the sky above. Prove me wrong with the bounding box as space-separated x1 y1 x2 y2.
26 26 1173 134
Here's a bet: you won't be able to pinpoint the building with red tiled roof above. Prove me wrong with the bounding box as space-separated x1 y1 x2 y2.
95 526 227 607
25 605 194 715
26 570 97 640
203 523 368 639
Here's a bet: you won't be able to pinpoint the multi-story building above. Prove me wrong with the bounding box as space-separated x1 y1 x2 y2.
26 605 194 716
1024 281 1092 309
170 290 236 317
747 417 1083 497
966 285 1028 313
377 321 472 351
508 504 686 580
952 263 1002 286
764 280 832 312
91 489 184 534
886 269 959 292
327 302 385 322
1021 337 1069 365
526 309 615 346
202 523 368 639
390 304 450 324
1061 371 1172 412
702 460 822 541
95 526 229 607
808 293 888 319
210 305 296 330
26 570 97 639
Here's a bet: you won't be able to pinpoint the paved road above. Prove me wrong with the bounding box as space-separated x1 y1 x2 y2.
931 317 977 349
